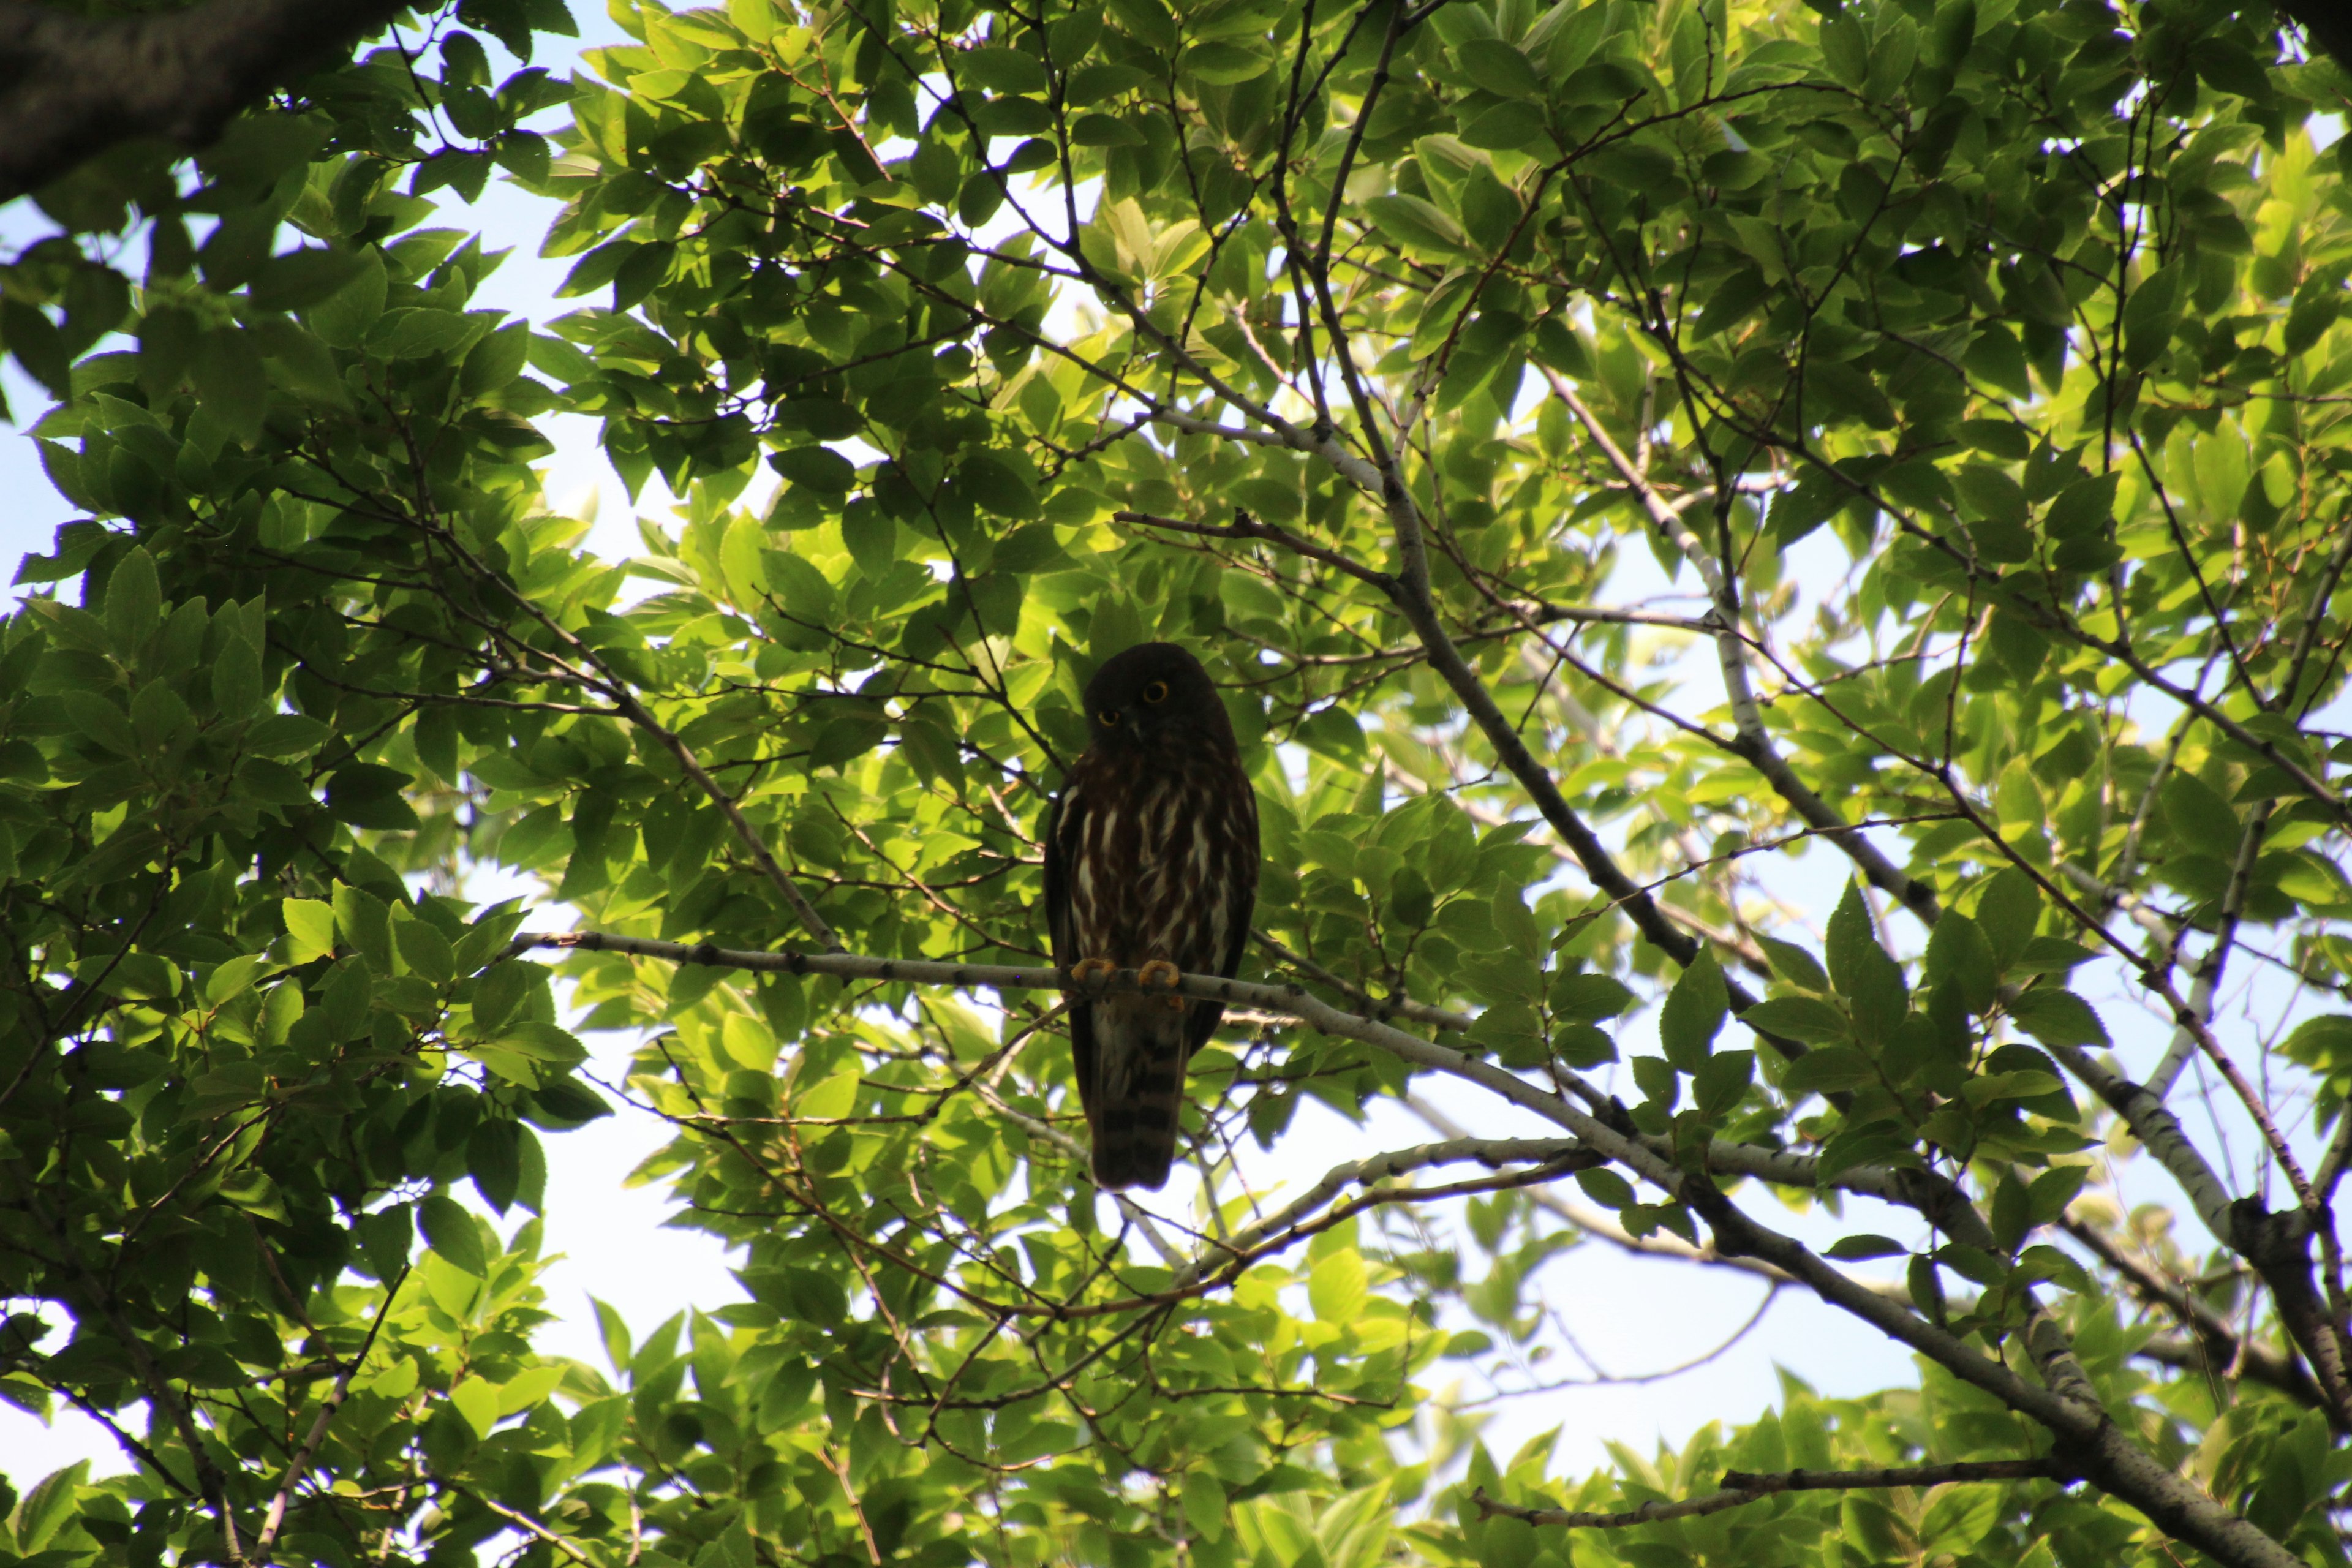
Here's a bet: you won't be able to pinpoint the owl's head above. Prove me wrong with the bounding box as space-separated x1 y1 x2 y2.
1081 642 1235 750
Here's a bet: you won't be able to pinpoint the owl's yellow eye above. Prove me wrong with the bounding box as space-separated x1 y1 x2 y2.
1100 709 1122 726
1142 681 1170 703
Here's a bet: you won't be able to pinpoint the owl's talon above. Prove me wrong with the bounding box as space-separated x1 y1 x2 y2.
1137 959 1185 1009
1071 957 1118 992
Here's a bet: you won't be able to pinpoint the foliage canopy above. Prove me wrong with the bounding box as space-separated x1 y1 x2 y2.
4 0 2352 1564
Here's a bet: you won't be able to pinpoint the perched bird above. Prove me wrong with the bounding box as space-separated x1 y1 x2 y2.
1042 643 1260 1190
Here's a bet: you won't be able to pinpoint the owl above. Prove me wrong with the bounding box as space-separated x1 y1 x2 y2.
1042 643 1260 1190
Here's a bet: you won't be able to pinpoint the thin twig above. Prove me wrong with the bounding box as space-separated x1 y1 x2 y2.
254 1264 412 1561
1471 1458 2066 1529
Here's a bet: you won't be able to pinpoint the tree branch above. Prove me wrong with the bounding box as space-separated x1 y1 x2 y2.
1471 1459 2067 1530
252 1264 409 1562
1540 366 1940 926
514 929 2297 1568
2061 1212 2340 1428
1174 1135 1596 1287
2146 801 2272 1099
0 0 406 201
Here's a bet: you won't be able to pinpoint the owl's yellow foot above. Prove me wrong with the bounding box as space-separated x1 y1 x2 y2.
1137 959 1186 1011
1070 957 1118 992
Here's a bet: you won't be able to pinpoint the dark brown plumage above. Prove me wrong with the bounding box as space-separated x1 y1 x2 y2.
1041 643 1259 1191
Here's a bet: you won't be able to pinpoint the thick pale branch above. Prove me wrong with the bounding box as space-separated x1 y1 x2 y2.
2043 1042 2236 1238
522 930 2297 1568
2147 802 2272 1101
1683 1191 2296 1568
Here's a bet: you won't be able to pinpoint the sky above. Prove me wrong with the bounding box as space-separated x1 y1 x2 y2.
7 2 2322 1516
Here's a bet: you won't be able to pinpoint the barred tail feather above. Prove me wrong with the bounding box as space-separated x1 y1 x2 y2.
1086 995 1189 1191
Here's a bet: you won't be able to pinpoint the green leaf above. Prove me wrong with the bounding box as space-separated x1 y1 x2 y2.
1825 883 1907 1043
305 247 388 348
1820 15 1869 86
1070 112 1147 147
2162 771 2244 861
796 1069 859 1120
461 321 532 395
1575 1167 1636 1207
468 1119 522 1212
962 45 1048 96
2123 260 2185 371
957 450 1039 518
189 330 267 442
205 953 267 1006
1183 40 1270 83
1975 868 2043 973
1182 1469 1227 1543
1692 1049 1754 1118
331 884 393 977
1658 949 1727 1069
2027 1164 2089 1223
770 445 857 491
450 1375 501 1437
491 1021 587 1065
420 1193 489 1276
396 916 455 986
2003 988 2109 1049
1758 936 1830 992
1458 100 1548 151
720 513 770 609
370 307 478 360
2284 1015 2352 1076
283 899 337 963
244 714 330 757
1804 357 1898 429
1307 1247 1367 1322
1548 971 1634 1022
1781 1046 1876 1095
247 247 369 312
1364 195 1472 257
1742 994 1849 1044
326 764 421 831
1457 39 1544 97
102 545 160 650
1922 912 1997 1014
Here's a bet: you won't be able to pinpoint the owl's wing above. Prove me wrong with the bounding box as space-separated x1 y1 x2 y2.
1041 786 1074 968
1187 782 1261 1055
1042 779 1099 1118
1044 775 1087 968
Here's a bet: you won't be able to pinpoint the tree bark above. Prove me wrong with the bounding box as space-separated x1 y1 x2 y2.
0 0 405 202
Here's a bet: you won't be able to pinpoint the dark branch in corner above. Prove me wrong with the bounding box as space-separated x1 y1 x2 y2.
0 0 405 201
2276 0 2352 85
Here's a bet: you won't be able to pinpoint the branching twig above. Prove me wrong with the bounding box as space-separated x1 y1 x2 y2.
1471 1458 2067 1530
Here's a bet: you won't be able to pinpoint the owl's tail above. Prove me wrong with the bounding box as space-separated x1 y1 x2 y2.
1087 994 1189 1191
